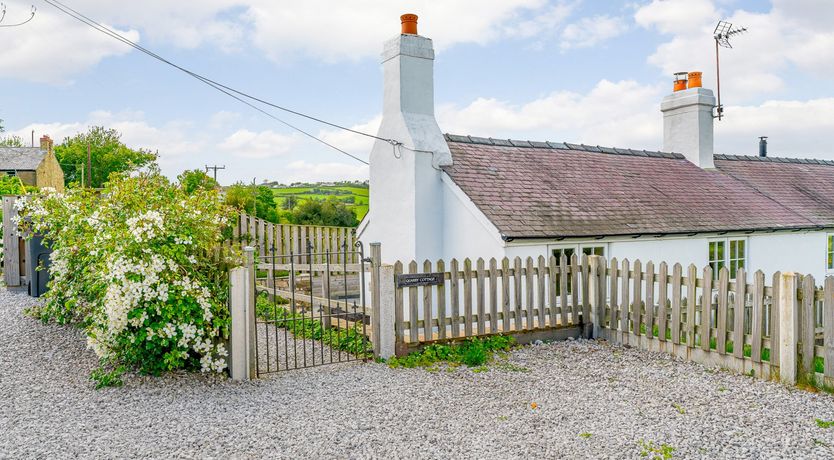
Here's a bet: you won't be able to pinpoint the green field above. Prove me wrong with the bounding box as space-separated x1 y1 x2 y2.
272 184 369 221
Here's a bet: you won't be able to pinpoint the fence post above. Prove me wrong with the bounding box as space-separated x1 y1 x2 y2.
778 272 799 385
229 246 256 380
588 255 601 339
369 243 383 357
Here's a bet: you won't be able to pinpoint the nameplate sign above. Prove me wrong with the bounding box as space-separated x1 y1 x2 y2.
396 273 445 288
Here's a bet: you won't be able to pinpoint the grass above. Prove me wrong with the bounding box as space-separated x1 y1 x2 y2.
387 335 516 369
255 294 372 356
816 419 834 428
638 440 675 459
272 184 369 221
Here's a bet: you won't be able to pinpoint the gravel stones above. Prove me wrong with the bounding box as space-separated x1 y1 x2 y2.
3 290 834 458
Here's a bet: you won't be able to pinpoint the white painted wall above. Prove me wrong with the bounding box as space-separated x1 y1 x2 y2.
440 174 504 262
662 86 715 169
362 32 452 265
503 230 831 280
748 231 828 280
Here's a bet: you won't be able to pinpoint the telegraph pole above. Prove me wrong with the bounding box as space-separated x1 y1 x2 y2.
87 142 92 188
204 164 225 182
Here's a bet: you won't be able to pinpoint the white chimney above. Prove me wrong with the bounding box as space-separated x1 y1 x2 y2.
364 14 451 263
661 71 716 169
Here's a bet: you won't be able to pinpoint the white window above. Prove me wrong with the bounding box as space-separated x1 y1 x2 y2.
708 238 746 279
827 235 834 271
549 244 606 295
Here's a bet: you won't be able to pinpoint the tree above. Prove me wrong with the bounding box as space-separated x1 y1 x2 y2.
291 197 357 227
0 135 24 147
224 183 279 223
282 194 298 210
178 169 218 195
0 119 24 147
54 126 158 188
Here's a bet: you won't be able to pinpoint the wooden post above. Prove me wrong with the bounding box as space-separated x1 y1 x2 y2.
588 255 601 339
370 243 382 356
778 272 799 385
824 276 834 387
229 246 256 380
377 257 396 359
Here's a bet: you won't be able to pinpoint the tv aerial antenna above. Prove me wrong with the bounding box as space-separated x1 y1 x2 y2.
713 20 747 120
0 3 37 27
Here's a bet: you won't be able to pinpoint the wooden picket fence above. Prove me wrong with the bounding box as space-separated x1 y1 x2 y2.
386 254 834 387
234 214 359 264
393 254 590 348
595 257 834 386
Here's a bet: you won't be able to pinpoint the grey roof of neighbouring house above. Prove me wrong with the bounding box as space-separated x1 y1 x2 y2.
442 134 834 239
0 147 47 171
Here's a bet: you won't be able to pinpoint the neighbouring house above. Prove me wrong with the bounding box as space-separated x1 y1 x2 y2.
0 135 65 192
358 15 834 281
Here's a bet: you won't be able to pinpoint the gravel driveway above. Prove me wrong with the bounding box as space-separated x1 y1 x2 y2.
3 289 834 459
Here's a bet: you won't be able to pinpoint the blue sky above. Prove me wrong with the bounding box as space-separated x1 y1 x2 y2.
2 0 833 184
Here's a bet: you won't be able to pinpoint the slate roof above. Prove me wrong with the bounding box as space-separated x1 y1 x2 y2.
442 134 834 239
0 147 47 171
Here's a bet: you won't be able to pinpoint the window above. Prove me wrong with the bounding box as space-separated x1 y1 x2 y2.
582 246 605 257
550 245 606 295
708 238 745 279
728 239 745 278
552 247 576 295
5 171 15 177
827 235 834 271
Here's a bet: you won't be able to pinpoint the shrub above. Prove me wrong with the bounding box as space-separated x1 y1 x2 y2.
387 335 515 369
18 171 239 376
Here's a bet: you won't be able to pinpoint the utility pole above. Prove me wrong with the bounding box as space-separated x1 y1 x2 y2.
87 142 92 188
205 164 226 182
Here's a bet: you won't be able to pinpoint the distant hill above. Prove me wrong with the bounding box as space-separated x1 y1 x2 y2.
270 181 369 221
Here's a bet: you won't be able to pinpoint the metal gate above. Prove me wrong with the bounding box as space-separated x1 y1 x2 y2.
254 241 372 375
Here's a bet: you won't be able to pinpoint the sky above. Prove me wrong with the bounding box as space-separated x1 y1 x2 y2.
1 0 833 185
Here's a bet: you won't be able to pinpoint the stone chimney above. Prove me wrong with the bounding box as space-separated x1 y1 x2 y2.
364 14 452 263
39 135 53 155
661 71 715 169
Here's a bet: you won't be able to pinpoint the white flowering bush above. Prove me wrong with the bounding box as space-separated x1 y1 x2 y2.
19 172 238 376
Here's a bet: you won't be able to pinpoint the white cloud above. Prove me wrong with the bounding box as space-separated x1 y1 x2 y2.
244 0 552 63
2 0 569 82
560 15 629 50
280 160 369 184
717 97 834 157
438 79 664 149
503 3 575 39
317 116 381 156
0 10 138 84
635 0 834 101
218 129 299 159
8 110 201 158
634 0 718 34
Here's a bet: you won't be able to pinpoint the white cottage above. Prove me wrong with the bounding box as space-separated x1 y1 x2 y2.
358 15 834 281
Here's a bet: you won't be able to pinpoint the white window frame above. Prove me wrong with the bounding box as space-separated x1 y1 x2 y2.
547 243 608 262
707 236 747 280
826 234 834 273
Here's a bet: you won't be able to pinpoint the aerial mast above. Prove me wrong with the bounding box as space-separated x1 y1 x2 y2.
713 20 747 120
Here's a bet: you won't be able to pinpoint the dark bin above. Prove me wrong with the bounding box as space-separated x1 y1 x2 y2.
26 233 51 297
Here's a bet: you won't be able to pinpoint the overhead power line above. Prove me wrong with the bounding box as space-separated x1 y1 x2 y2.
41 0 389 165
0 3 37 27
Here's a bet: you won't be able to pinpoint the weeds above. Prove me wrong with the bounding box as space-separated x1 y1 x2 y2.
90 362 126 389
387 335 516 369
672 403 685 414
816 419 834 428
638 440 675 459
